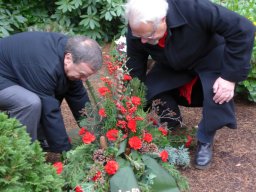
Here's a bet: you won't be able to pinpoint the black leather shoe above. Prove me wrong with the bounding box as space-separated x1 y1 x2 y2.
194 141 213 169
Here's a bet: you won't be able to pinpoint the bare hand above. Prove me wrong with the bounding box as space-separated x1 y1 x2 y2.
212 77 235 104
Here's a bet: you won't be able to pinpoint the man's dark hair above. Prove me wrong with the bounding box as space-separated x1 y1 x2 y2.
65 36 102 71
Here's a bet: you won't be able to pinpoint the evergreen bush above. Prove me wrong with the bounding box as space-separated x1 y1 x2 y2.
0 112 64 192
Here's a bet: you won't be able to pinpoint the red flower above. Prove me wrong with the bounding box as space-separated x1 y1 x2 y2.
185 135 193 148
134 116 144 121
101 77 112 85
53 162 63 174
75 186 83 192
128 106 137 114
98 87 111 96
116 120 127 129
160 150 169 162
106 129 119 141
123 74 132 81
158 127 168 136
98 108 107 117
129 136 142 150
149 117 158 125
116 102 127 114
143 133 153 143
127 119 137 132
82 132 96 144
131 96 141 106
79 127 87 135
105 160 119 175
92 171 102 181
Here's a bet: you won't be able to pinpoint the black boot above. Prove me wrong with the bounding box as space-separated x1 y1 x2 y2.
195 141 213 169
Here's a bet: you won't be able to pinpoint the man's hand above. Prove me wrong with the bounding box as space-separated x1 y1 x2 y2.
213 77 235 104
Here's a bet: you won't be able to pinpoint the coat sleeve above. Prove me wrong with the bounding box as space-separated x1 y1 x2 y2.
189 0 255 82
126 29 150 82
40 94 71 152
64 80 90 122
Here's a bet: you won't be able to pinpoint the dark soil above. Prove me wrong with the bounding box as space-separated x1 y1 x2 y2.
60 45 256 192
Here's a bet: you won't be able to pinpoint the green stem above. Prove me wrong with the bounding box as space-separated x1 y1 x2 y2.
85 80 99 111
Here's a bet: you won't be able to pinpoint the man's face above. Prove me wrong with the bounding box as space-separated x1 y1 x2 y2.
64 53 95 81
130 18 166 45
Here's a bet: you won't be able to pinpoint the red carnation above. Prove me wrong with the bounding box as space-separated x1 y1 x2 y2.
75 186 83 192
79 127 87 135
131 96 141 106
127 119 137 132
158 127 168 136
82 131 96 144
53 162 63 174
129 136 142 150
106 129 119 141
123 74 132 81
98 108 107 117
160 150 169 162
143 132 153 143
105 160 119 175
98 87 111 96
185 135 193 148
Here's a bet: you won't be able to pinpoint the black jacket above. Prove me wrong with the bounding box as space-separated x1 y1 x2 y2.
0 32 89 151
126 0 255 100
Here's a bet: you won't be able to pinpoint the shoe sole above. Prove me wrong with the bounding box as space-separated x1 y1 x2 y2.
194 161 211 170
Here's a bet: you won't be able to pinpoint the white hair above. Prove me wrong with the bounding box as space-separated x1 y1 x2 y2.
124 0 168 27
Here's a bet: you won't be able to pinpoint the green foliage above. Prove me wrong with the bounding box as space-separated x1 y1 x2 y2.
0 112 64 192
0 0 126 42
211 0 256 102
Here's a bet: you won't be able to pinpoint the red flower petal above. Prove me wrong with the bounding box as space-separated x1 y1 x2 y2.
160 150 169 162
128 136 142 150
53 162 63 174
105 160 119 175
82 132 96 144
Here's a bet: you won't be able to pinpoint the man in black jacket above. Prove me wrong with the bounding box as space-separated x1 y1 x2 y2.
124 0 255 169
0 32 102 154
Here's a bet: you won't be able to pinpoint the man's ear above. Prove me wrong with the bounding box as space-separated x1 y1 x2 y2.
64 53 73 66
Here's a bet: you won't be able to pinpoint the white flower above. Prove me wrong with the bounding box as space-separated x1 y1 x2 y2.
115 36 127 53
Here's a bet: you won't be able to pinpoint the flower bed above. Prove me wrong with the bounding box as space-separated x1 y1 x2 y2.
59 38 196 192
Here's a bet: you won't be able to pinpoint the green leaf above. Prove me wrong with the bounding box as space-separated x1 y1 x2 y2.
105 11 112 21
110 166 140 192
116 139 127 156
142 155 180 192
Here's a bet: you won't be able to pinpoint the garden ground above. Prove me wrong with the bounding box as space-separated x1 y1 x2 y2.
61 46 256 192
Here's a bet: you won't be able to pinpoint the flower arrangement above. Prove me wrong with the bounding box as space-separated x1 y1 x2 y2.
60 37 195 192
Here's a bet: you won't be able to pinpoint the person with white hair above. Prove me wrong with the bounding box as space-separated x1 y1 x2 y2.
124 0 255 169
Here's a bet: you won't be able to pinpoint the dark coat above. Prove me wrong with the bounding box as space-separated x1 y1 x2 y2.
126 0 255 133
0 32 89 152
126 0 255 100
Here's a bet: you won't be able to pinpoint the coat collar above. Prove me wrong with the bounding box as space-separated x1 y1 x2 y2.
166 0 187 28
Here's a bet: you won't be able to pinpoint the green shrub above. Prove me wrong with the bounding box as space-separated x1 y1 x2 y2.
0 112 64 192
211 0 256 102
0 0 126 43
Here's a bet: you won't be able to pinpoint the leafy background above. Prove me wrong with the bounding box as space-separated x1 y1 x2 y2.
1 0 254 102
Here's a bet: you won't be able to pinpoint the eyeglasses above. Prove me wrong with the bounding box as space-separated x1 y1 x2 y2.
132 22 159 40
